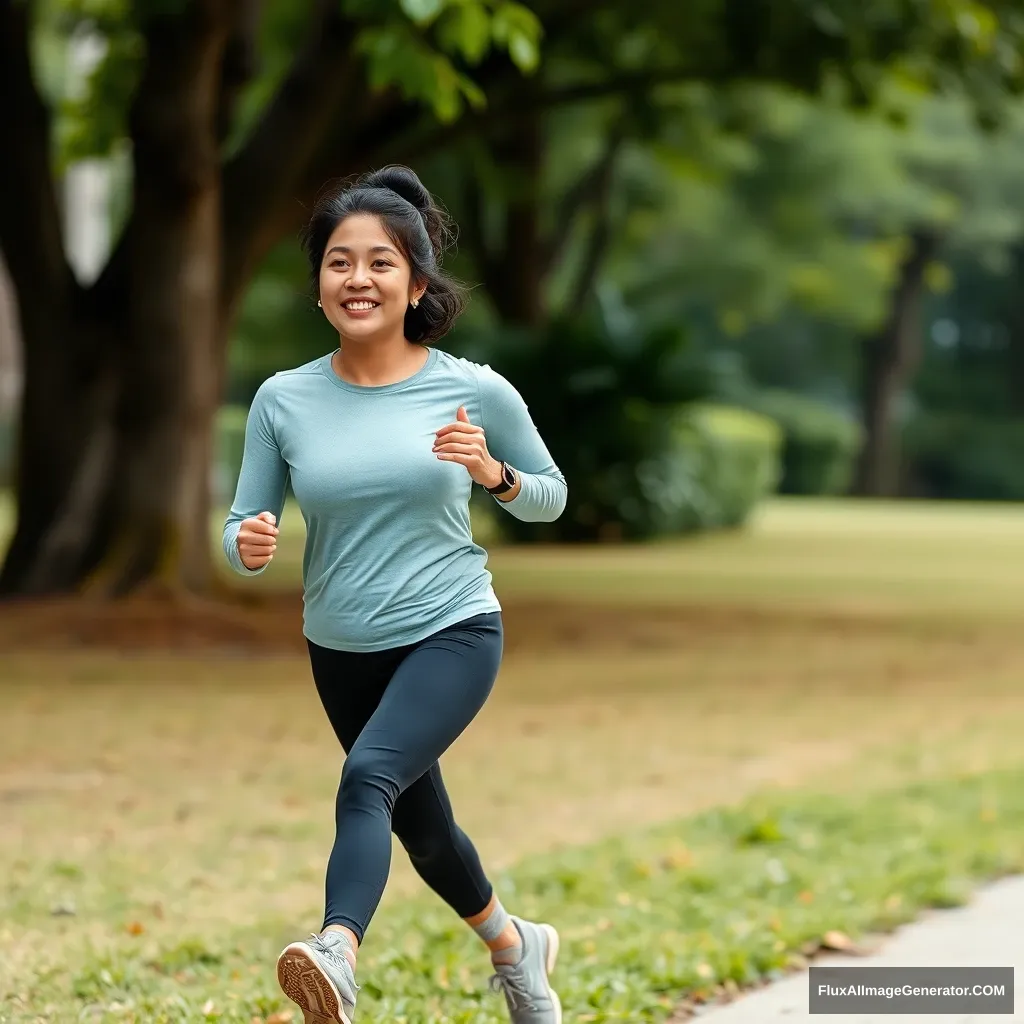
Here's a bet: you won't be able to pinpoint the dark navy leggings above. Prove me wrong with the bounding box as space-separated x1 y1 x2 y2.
306 612 503 942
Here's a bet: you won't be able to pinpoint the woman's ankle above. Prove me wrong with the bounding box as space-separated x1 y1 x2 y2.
464 896 522 961
321 924 359 969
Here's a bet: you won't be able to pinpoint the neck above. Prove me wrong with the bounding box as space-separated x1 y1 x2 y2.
333 335 426 387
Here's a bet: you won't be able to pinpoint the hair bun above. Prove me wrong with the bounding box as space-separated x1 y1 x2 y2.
358 164 455 262
360 165 431 214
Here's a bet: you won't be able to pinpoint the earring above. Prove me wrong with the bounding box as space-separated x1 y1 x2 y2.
317 300 322 307
411 298 419 308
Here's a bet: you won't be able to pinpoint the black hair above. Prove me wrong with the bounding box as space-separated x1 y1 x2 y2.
300 165 468 344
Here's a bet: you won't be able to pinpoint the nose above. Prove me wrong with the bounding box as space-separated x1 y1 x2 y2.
346 260 372 289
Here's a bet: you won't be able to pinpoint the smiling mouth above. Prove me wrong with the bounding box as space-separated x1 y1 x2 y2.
342 299 380 311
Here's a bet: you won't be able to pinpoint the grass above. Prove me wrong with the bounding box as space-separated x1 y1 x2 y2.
5 769 1024 1023
242 496 1024 622
3 496 1024 1021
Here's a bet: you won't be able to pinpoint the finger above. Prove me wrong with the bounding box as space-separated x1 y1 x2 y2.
435 422 483 438
436 452 474 466
457 405 471 424
241 544 274 559
246 519 278 536
242 534 277 549
432 432 482 447
434 443 481 457
257 511 277 526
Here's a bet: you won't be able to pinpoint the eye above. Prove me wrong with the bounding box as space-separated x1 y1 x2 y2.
372 259 393 268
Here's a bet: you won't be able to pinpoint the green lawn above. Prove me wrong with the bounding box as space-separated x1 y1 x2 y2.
3 495 1024 1022
232 496 1024 622
5 490 1023 621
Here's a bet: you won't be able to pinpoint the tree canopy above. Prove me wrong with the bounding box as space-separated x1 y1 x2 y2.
3 0 1024 596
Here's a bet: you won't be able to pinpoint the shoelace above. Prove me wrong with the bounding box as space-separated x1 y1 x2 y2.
308 934 360 994
489 968 538 1011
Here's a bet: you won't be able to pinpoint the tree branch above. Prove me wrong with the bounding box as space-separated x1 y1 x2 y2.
216 0 263 143
459 169 498 292
377 64 693 170
0 0 74 315
568 135 622 310
220 0 364 308
542 116 627 277
129 0 240 197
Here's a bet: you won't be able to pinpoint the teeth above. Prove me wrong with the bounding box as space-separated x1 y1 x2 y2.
344 301 378 310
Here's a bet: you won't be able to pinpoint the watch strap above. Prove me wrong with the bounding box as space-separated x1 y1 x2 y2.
485 461 516 495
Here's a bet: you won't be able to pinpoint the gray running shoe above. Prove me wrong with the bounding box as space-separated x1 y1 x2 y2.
276 930 359 1024
489 917 562 1024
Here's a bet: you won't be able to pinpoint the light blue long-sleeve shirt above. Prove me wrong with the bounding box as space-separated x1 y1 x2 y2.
222 347 567 651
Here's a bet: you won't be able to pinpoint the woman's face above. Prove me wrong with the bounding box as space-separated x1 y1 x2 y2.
318 213 424 342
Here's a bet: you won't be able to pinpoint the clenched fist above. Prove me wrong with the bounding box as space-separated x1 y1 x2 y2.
433 406 503 489
237 511 278 570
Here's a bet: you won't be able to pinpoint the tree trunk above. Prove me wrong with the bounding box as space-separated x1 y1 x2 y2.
466 111 549 328
0 0 234 598
1006 242 1024 414
854 230 940 497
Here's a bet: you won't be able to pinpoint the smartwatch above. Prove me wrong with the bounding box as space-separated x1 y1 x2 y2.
485 461 517 496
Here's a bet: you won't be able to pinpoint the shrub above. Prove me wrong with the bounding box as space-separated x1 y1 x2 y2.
475 313 716 543
661 403 782 533
902 414 1024 501
745 389 862 496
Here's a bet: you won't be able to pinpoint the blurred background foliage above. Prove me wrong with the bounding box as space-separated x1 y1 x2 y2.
7 0 1024 566
218 78 1024 543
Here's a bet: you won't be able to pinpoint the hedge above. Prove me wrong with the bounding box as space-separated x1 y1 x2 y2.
744 389 863 496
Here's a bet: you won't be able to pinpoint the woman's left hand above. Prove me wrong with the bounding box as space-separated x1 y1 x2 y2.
433 406 503 489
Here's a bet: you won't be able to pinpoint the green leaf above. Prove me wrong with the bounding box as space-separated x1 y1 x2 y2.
399 0 445 26
456 70 487 111
357 24 477 123
508 29 538 72
437 2 491 64
491 1 542 71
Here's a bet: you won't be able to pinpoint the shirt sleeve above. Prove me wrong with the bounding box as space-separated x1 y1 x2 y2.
477 365 567 523
222 377 290 576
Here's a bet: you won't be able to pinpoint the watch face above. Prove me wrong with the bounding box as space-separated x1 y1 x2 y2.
502 464 516 487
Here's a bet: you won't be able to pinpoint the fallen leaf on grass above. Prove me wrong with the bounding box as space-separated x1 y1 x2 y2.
126 921 145 936
661 845 693 870
822 930 855 951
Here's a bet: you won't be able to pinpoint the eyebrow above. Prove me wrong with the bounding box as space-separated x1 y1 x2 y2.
325 245 398 257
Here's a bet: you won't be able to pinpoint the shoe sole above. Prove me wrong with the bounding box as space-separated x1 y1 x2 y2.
276 943 352 1024
540 923 562 1024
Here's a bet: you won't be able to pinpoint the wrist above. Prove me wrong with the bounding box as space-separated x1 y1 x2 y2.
482 458 505 490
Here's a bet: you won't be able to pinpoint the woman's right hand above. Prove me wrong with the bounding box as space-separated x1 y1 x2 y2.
237 511 279 570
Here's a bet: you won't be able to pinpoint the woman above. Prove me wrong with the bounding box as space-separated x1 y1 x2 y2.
222 165 567 1024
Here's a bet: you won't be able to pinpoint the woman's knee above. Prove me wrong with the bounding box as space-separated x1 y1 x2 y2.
396 828 447 864
337 748 401 815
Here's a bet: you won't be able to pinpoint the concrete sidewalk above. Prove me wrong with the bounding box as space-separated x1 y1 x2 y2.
694 875 1022 1022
